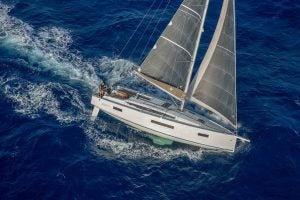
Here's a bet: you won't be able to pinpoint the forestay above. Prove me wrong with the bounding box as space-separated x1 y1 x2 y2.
189 0 237 127
138 0 208 100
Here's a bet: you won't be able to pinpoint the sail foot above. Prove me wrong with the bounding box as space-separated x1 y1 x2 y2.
136 71 186 100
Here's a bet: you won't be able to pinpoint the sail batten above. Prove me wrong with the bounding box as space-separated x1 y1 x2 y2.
189 0 237 127
181 4 201 17
160 36 192 57
139 0 208 99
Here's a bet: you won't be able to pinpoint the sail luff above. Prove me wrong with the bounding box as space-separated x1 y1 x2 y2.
233 0 237 128
188 0 237 128
180 0 210 110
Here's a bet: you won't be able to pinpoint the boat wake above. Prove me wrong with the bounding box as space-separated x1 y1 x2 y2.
0 3 100 89
0 2 204 160
0 76 87 123
83 120 203 161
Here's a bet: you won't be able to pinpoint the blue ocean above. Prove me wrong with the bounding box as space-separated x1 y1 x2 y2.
0 0 299 199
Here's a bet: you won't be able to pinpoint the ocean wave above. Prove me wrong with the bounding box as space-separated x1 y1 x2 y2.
98 56 137 86
1 76 87 123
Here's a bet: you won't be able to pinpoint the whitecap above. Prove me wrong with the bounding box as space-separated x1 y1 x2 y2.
0 29 7 38
1 76 87 123
98 56 137 86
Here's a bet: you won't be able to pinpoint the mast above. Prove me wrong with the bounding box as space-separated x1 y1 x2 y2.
180 0 210 111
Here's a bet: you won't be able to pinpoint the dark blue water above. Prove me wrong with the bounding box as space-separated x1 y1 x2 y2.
0 0 299 199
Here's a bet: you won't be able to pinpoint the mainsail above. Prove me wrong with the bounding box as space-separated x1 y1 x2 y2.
137 0 209 100
189 0 237 127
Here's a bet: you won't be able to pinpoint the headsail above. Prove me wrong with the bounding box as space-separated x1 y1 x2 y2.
189 0 237 127
137 0 208 100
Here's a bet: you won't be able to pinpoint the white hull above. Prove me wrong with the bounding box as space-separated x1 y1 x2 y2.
91 89 238 152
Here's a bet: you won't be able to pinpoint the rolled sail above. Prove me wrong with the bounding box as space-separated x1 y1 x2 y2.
138 0 208 100
189 0 237 127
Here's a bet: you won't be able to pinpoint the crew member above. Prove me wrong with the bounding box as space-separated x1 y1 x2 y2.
99 82 105 98
98 82 111 98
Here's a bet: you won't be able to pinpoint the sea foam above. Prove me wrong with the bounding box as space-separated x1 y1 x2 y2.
0 3 101 89
1 76 87 123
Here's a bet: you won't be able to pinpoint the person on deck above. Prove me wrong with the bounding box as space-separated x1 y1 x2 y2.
99 82 105 98
98 82 111 98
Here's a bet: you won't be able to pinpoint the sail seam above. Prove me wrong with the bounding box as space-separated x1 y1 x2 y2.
160 36 192 57
217 45 235 55
210 63 235 79
181 4 200 18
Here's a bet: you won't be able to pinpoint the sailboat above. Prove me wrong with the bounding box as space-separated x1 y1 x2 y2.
91 0 250 152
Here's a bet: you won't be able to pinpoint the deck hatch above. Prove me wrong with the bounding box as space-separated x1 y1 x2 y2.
198 133 209 138
162 102 172 108
197 118 206 124
113 106 122 112
151 120 174 129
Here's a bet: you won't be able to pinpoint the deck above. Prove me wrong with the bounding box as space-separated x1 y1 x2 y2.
104 87 233 135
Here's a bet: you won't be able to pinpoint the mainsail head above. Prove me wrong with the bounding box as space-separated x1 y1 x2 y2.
189 0 237 128
138 0 208 100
